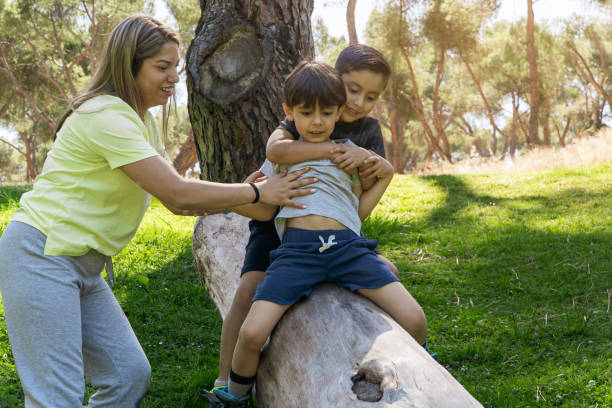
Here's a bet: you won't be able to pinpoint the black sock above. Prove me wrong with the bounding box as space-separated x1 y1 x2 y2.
228 369 255 398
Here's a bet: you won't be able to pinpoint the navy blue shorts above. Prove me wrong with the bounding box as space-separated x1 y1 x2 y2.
240 220 281 276
253 228 400 305
241 220 381 276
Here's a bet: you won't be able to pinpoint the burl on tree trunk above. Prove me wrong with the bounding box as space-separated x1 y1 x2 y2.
193 214 483 408
185 0 314 183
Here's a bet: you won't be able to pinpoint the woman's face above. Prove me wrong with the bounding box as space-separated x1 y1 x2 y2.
134 41 180 117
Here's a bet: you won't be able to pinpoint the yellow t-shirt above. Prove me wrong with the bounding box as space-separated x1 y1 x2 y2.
12 95 165 256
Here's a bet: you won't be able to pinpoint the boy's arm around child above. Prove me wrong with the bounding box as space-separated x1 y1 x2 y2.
355 154 394 220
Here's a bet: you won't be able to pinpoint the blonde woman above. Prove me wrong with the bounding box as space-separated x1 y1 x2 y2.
0 15 315 407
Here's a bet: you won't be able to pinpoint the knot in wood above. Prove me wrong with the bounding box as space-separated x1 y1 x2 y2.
198 27 264 104
351 373 383 402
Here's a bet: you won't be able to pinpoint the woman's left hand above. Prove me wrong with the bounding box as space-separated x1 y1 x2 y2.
256 167 318 208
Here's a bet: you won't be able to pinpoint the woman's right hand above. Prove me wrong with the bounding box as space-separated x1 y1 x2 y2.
255 167 317 208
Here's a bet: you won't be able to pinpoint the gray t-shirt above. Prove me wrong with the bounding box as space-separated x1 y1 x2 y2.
261 140 361 239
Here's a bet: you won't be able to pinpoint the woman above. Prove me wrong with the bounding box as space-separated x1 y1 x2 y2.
0 15 315 407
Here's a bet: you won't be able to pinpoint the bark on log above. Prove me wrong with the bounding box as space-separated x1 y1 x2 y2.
192 214 483 408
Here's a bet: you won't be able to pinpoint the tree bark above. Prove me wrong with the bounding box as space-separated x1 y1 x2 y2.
192 214 483 407
346 0 359 45
172 130 198 177
526 0 541 145
186 0 314 183
542 91 551 146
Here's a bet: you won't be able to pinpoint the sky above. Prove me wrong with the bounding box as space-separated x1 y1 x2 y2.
1 0 607 142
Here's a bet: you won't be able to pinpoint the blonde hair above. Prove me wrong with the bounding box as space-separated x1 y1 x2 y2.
57 15 179 138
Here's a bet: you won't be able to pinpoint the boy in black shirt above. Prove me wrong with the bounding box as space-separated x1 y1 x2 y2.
210 45 407 398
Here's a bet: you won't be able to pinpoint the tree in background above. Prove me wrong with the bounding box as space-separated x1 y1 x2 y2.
186 0 314 182
0 0 144 181
346 0 358 44
526 0 541 146
564 20 612 130
367 0 452 164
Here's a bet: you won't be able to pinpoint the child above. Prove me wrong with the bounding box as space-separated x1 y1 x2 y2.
211 45 399 396
209 61 427 407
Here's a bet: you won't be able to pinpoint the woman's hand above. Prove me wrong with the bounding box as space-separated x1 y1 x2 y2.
256 167 317 208
330 144 371 174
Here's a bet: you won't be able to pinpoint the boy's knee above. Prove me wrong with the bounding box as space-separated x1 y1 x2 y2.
234 283 257 311
237 323 267 352
233 272 264 312
406 307 427 344
387 262 399 278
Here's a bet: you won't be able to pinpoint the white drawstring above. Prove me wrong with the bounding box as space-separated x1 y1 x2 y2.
318 234 337 253
106 256 115 287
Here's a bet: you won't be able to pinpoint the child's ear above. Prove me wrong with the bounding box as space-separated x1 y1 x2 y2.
336 105 345 120
282 103 294 121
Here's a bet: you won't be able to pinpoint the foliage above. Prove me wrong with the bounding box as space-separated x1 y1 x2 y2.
164 0 201 59
2 162 612 406
362 0 611 167
0 0 145 181
3 0 611 178
313 15 347 65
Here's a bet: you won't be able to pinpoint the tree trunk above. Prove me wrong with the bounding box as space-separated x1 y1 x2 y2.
542 92 551 146
192 214 484 408
460 55 508 148
431 49 453 163
346 0 358 45
172 130 198 177
526 0 540 146
389 110 407 173
399 48 451 163
555 117 571 147
491 128 498 157
186 0 314 183
22 131 37 182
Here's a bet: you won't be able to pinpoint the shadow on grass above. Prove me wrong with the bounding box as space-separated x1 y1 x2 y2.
113 245 221 408
404 174 612 407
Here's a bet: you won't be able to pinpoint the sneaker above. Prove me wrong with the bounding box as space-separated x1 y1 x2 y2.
202 385 224 407
212 386 254 408
424 344 439 360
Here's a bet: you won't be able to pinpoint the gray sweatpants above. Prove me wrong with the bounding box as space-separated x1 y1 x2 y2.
0 221 151 407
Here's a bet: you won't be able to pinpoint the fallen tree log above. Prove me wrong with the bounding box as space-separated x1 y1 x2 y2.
192 214 483 407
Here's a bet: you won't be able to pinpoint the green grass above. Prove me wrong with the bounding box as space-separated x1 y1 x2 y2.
1 163 611 407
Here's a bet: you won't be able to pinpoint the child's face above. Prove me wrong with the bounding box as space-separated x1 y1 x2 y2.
340 69 387 123
284 102 343 143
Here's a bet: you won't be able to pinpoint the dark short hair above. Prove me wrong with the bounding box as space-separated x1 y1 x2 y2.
284 61 346 109
335 44 391 83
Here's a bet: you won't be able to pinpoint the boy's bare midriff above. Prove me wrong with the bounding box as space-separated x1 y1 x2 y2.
286 214 348 231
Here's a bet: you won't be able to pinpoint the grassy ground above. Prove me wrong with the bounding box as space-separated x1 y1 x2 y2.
0 163 611 407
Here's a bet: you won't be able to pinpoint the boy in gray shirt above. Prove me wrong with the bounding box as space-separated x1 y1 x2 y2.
209 61 427 407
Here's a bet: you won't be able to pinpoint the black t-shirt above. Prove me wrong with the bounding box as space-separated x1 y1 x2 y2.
277 116 386 159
